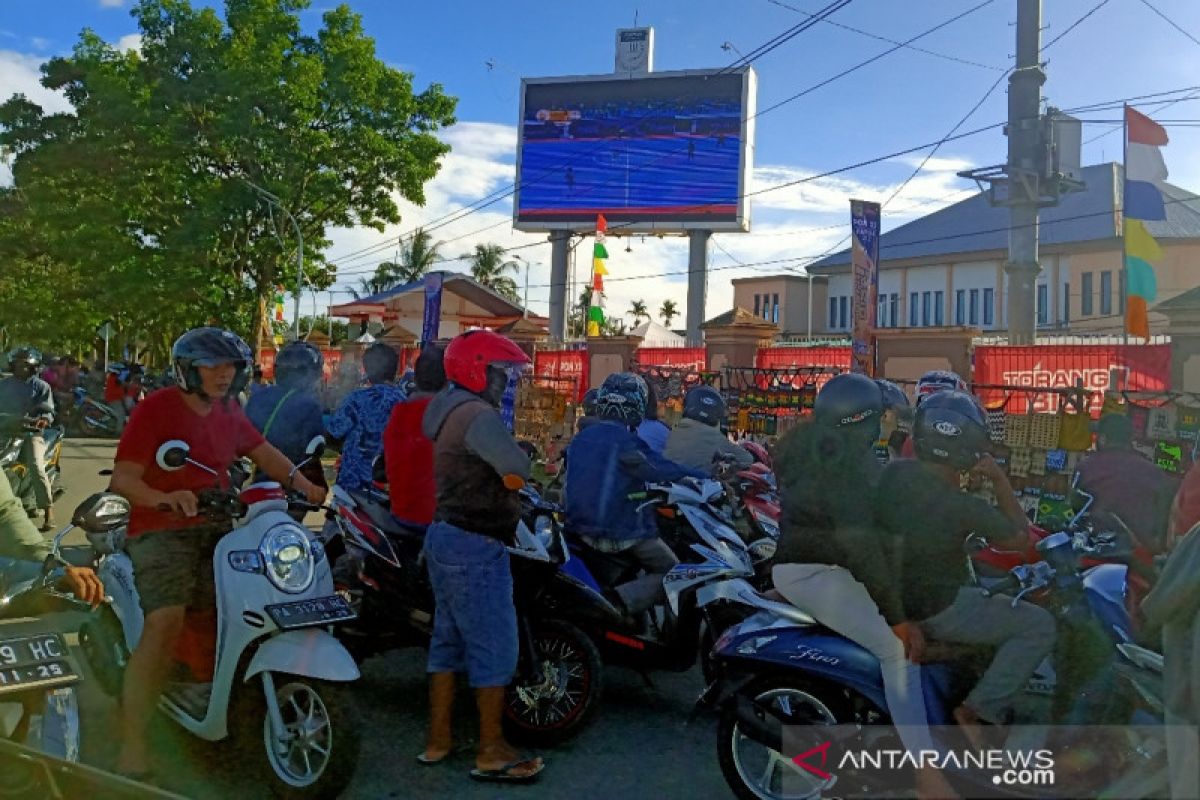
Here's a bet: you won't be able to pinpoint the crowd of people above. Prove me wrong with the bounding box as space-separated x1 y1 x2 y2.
4 325 1200 796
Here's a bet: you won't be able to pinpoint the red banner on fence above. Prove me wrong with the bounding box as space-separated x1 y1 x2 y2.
259 347 344 383
636 347 707 371
973 344 1171 414
755 346 853 371
533 349 588 402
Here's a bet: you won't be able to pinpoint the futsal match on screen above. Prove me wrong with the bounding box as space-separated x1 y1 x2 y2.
515 70 751 229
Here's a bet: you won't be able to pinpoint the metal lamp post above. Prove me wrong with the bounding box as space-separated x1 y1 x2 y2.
241 178 303 340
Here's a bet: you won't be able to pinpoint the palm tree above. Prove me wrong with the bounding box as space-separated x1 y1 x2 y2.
659 299 679 329
628 299 649 326
464 243 521 304
386 228 443 285
350 264 395 299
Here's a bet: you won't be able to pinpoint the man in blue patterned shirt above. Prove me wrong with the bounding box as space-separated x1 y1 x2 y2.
327 343 406 491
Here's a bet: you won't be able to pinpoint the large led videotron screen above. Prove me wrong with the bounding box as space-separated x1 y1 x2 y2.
513 67 755 233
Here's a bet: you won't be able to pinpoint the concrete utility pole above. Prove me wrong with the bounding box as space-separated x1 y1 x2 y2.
1004 0 1046 344
548 231 571 341
686 230 711 345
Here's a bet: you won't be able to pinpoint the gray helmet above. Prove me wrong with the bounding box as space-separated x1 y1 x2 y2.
581 388 600 417
7 347 42 378
875 379 910 411
595 372 647 425
913 390 989 470
682 385 726 428
171 327 252 398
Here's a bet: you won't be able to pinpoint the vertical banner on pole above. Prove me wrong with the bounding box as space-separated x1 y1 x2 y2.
420 272 444 346
849 199 881 375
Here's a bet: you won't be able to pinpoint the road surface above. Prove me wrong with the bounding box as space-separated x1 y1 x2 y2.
47 439 731 799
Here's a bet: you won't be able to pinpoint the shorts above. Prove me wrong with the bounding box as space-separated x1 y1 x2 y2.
423 521 517 688
126 527 223 615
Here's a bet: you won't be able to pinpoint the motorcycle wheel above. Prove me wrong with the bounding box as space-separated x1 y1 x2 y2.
503 619 603 747
716 674 855 800
78 608 129 698
232 676 360 800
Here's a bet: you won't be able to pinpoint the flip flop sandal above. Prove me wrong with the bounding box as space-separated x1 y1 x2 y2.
415 743 471 766
469 758 544 784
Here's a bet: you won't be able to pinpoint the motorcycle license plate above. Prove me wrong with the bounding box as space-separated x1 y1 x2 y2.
266 595 356 630
0 633 78 692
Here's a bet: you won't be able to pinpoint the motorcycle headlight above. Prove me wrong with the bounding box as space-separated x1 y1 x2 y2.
260 525 315 594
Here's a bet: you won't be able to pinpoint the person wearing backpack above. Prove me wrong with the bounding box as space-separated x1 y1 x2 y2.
245 341 328 489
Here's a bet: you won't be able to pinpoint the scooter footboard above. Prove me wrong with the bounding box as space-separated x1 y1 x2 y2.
244 629 360 683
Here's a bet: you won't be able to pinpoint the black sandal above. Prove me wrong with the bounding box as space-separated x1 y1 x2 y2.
469 757 544 784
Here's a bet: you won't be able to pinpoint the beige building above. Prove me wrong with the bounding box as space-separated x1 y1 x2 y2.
732 163 1200 338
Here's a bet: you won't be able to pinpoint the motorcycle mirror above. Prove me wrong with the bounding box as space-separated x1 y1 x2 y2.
305 435 326 458
156 439 191 471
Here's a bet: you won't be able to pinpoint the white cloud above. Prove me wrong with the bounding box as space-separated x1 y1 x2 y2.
0 50 72 115
98 0 127 7
30 37 51 51
116 34 142 53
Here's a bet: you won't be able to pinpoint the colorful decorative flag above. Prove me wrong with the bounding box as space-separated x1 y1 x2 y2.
587 214 608 336
273 286 286 322
1124 106 1169 339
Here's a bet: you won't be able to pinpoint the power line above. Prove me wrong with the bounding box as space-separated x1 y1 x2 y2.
726 0 856 69
1138 0 1200 49
1041 0 1114 51
764 0 1005 71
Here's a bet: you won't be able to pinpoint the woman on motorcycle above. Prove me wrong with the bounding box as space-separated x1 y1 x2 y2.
772 373 956 800
109 327 327 780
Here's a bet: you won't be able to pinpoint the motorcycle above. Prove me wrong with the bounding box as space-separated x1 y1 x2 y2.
322 481 604 746
76 438 362 799
0 413 65 514
64 387 122 437
698 526 1165 800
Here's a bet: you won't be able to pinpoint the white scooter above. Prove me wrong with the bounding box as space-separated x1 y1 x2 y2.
76 438 361 799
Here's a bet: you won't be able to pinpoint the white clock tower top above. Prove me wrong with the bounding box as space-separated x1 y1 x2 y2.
615 28 654 75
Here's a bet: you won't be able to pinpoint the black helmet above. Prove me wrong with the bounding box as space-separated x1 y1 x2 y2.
915 369 968 407
7 347 42 378
875 379 910 411
913 390 989 471
362 342 400 385
683 385 726 428
581 388 599 417
595 372 647 425
275 341 324 389
171 327 252 398
814 373 883 430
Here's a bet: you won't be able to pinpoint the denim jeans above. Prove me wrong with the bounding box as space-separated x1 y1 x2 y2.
423 521 518 688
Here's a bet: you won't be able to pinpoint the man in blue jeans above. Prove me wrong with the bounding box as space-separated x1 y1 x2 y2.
420 330 543 784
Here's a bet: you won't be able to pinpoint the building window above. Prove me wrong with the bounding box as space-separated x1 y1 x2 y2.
1082 272 1094 316
921 291 931 327
754 294 761 317
828 297 836 329
1100 271 1112 316
1119 271 1127 313
772 293 780 324
969 288 980 325
909 292 918 327
934 291 944 326
983 288 994 326
889 294 899 328
838 296 848 330
955 290 965 325
1037 284 1049 326
1063 282 1070 324
877 295 887 327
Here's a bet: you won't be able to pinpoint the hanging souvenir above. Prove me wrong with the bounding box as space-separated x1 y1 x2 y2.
1147 404 1178 441
1176 401 1200 443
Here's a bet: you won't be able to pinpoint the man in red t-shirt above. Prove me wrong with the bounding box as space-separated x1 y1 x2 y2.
109 328 326 779
383 346 445 526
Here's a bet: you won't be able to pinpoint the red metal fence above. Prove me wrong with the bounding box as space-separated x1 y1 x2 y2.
533 349 589 402
755 346 853 371
973 344 1171 414
635 347 707 371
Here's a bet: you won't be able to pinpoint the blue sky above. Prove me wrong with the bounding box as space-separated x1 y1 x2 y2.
3 0 1199 325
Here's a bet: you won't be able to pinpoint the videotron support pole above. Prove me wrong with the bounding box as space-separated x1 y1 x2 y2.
1005 0 1045 344
548 230 571 342
687 230 711 346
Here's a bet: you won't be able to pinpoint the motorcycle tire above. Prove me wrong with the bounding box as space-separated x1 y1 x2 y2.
231 675 360 800
716 674 860 800
503 618 603 747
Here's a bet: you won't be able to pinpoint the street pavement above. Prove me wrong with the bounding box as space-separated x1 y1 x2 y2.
48 439 732 799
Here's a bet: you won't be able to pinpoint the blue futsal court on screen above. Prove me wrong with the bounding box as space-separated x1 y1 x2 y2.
514 68 755 232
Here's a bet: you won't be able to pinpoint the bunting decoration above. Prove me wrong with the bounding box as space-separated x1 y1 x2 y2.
587 214 608 337
1124 106 1169 340
273 286 286 323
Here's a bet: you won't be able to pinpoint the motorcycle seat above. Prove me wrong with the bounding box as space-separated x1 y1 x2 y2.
350 491 425 541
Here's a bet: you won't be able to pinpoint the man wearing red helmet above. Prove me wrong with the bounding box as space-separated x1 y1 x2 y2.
419 329 544 784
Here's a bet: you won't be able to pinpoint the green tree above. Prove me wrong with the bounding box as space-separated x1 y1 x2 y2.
351 262 398 299
659 299 679 329
464 243 520 303
628 299 649 325
0 0 456 353
568 287 593 339
386 228 444 285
